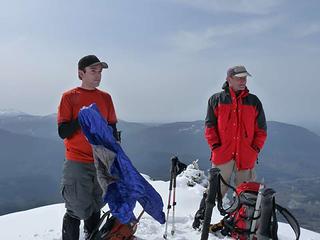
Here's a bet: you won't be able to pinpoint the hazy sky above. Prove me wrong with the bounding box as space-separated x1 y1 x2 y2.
0 0 319 124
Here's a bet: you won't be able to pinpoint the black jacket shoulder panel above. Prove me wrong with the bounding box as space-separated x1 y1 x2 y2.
243 93 261 107
209 91 231 106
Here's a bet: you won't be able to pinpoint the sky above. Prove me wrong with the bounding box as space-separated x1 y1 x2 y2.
0 0 319 125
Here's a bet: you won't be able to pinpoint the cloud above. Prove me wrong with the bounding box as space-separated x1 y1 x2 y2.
174 0 285 15
293 23 320 38
169 17 280 53
169 30 216 52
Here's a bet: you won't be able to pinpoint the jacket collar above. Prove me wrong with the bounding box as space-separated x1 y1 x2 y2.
222 81 249 98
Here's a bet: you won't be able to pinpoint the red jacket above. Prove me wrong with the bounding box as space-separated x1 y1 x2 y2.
205 82 267 170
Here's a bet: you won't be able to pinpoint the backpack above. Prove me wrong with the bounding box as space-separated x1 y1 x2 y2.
218 181 300 240
193 170 300 240
89 211 142 240
219 182 264 240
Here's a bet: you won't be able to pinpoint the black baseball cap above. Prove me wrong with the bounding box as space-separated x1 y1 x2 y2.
78 55 108 70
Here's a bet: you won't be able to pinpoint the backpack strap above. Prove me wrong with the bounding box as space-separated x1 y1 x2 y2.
192 191 207 229
130 210 145 231
88 211 113 240
192 169 240 230
269 196 278 240
217 174 240 216
249 184 264 240
275 204 300 240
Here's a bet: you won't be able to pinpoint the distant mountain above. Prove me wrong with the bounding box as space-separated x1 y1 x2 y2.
298 121 320 136
0 129 64 215
0 109 28 117
258 121 320 182
121 121 208 179
0 114 150 140
0 114 319 181
0 113 58 139
0 115 319 181
0 115 319 231
122 121 320 183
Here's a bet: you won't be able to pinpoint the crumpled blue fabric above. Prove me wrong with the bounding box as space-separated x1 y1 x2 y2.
78 103 165 224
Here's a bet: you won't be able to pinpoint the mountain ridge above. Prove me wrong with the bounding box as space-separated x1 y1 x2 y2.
0 115 319 232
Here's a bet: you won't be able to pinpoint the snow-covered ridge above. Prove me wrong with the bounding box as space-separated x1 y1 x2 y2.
178 124 203 134
0 108 28 117
0 163 319 240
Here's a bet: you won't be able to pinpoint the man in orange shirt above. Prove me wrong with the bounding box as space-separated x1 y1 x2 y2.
57 55 119 240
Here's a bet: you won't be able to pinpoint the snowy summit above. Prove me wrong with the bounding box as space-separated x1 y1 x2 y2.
0 162 319 240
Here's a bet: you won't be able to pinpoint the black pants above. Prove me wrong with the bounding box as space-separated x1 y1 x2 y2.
62 211 100 240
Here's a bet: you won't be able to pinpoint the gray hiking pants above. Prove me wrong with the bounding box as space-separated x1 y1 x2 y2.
213 160 256 197
61 159 105 220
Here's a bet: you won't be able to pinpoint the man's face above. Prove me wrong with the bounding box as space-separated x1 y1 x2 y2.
227 76 247 91
79 64 103 89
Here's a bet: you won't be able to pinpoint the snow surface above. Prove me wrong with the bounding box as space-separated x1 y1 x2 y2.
0 162 319 240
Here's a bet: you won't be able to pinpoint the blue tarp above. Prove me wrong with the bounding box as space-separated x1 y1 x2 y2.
78 103 165 224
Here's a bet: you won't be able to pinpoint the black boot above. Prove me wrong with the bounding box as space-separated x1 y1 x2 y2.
209 220 224 233
62 212 80 240
84 211 101 240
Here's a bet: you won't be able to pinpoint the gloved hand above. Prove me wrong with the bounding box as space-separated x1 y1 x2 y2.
252 144 260 153
116 131 122 142
212 143 221 150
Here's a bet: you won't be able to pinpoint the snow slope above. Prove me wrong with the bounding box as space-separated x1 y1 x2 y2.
0 163 319 240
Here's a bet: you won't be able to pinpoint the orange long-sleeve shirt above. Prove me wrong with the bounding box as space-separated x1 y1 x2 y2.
57 87 117 163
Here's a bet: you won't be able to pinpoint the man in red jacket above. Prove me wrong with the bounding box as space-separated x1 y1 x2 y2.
205 65 267 196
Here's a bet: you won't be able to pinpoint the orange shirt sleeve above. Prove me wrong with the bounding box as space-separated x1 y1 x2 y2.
57 93 73 124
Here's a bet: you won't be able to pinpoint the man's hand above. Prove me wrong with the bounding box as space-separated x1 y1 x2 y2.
252 144 260 153
211 143 221 150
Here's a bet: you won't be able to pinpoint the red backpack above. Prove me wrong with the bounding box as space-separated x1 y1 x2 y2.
221 182 262 240
217 181 300 240
193 169 300 240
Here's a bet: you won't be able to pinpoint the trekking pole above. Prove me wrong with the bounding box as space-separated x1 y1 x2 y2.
257 188 276 240
200 168 221 240
163 157 177 239
250 183 265 240
171 157 178 236
131 210 145 232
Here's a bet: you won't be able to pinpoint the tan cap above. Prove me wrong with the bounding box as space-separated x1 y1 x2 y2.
227 65 251 77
